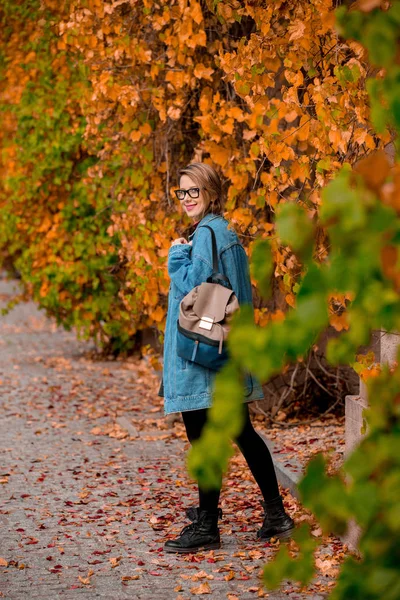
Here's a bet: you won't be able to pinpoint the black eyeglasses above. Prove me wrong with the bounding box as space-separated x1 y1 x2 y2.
174 187 200 201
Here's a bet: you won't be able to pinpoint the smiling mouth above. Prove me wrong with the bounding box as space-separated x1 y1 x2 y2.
185 204 197 209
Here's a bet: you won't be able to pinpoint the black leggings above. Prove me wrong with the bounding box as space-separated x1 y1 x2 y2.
181 402 280 513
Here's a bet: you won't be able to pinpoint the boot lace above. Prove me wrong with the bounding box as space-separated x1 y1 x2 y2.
178 508 222 538
178 520 202 537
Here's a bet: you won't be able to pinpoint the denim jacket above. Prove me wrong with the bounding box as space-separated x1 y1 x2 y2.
160 212 264 415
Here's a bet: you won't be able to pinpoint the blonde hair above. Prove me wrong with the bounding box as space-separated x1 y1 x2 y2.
177 162 224 220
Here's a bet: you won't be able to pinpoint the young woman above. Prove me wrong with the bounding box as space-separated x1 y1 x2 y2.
158 162 294 553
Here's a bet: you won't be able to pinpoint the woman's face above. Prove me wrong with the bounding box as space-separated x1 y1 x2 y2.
178 174 210 222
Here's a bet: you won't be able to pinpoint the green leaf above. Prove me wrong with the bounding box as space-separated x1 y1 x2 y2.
276 202 314 255
250 238 273 298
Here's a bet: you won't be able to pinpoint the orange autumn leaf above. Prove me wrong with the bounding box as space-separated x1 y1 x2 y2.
360 365 382 380
0 0 391 361
194 63 215 80
285 293 296 308
329 312 350 332
190 581 212 595
353 149 391 192
380 244 400 290
151 305 166 323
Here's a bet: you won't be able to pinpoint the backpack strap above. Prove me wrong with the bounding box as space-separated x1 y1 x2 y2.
198 224 232 289
197 225 219 273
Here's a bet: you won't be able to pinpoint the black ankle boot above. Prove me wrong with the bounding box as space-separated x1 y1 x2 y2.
257 496 295 541
186 506 223 522
164 508 222 554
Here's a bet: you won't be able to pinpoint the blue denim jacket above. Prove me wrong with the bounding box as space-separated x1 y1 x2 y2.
161 212 264 415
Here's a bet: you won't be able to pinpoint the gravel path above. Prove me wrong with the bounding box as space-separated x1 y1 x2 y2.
0 276 338 599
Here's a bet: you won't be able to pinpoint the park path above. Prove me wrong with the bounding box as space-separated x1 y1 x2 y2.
0 274 338 599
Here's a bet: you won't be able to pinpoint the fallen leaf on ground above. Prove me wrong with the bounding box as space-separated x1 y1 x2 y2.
190 581 212 594
192 569 214 580
109 556 122 567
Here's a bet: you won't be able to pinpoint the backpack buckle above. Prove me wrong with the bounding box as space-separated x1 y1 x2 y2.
199 316 214 330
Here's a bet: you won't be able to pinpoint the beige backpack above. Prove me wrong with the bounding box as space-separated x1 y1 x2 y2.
176 225 240 371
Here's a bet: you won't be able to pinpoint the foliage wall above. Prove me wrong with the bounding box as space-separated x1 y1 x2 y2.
186 1 400 597
0 0 393 356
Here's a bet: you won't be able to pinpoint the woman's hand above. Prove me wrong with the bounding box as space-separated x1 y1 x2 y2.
171 237 189 247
